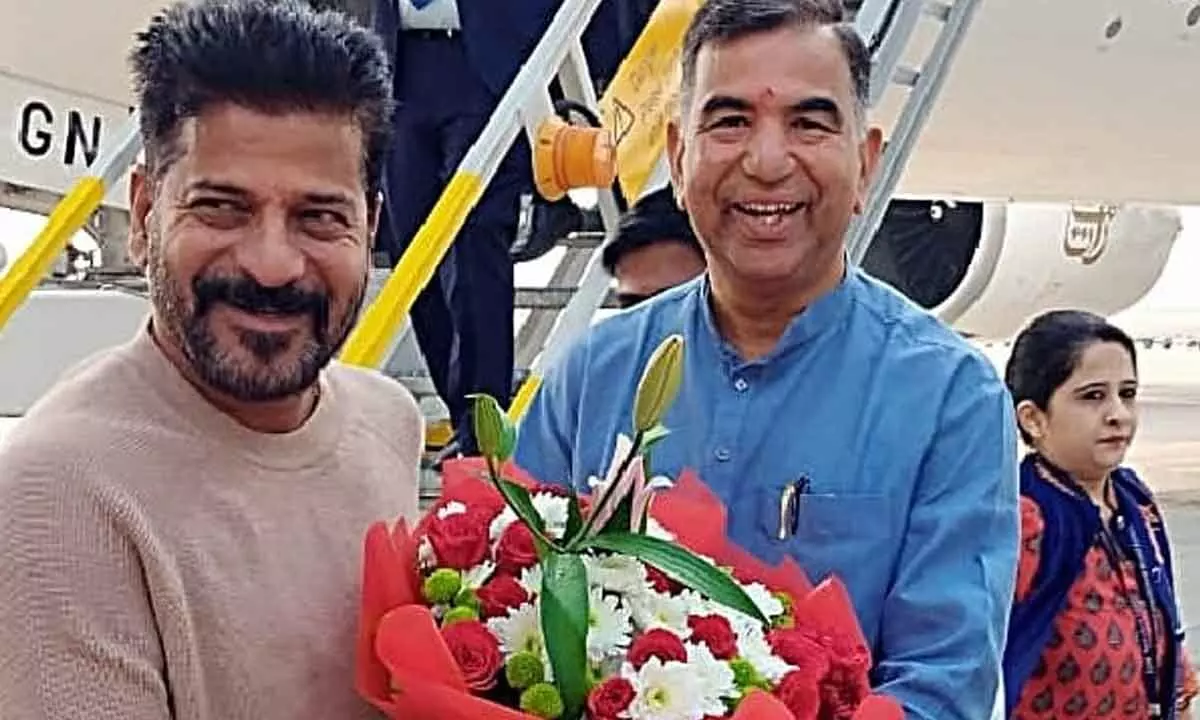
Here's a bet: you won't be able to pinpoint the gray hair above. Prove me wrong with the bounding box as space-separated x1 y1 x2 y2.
679 0 871 126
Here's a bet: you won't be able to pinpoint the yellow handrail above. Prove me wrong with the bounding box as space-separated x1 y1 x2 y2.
337 0 607 370
507 0 704 421
0 111 142 335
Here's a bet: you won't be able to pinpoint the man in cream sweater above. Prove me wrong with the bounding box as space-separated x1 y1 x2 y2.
0 1 423 718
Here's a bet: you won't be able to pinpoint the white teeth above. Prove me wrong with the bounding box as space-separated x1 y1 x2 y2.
735 202 802 216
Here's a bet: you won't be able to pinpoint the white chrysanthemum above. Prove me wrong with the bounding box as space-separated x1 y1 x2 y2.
626 657 705 720
585 553 650 596
462 560 495 590
518 564 543 597
487 601 544 657
675 589 714 615
686 641 738 709
587 589 633 663
628 590 691 635
743 582 784 619
739 626 795 683
532 493 570 534
488 599 556 682
489 493 570 541
436 501 468 519
696 584 780 640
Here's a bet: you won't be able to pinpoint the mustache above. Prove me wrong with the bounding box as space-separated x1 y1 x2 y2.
192 274 329 328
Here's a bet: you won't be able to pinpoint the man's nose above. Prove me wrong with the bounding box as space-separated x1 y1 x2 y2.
741 121 796 183
235 211 307 288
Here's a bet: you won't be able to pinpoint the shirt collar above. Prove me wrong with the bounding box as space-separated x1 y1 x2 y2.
688 261 858 367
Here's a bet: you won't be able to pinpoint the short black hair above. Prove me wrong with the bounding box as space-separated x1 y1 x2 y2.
1005 310 1138 444
130 0 394 207
679 0 870 117
602 187 703 276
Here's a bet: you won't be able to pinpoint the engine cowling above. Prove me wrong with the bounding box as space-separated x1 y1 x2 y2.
861 200 1182 340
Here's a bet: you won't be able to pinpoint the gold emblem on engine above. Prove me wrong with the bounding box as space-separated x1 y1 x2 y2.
1063 205 1116 264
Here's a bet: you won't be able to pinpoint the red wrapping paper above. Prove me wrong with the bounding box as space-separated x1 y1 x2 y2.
355 459 905 720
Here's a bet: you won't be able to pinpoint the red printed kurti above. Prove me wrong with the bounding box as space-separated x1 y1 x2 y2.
1012 497 1198 718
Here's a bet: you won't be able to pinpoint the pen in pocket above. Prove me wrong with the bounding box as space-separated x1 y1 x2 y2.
776 475 810 540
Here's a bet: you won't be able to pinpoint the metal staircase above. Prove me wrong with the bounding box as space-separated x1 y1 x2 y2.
0 0 983 467
405 0 987 439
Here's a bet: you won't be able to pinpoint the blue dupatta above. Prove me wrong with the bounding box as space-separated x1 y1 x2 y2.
1002 453 1184 718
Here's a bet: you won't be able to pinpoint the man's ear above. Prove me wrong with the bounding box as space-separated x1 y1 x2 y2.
127 165 153 269
853 126 884 214
666 117 686 211
368 191 383 253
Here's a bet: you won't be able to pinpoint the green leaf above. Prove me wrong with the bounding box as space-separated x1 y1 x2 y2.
564 491 584 545
540 553 590 720
581 533 767 624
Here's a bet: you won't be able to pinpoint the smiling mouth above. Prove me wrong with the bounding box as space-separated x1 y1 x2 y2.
221 305 308 330
732 202 805 226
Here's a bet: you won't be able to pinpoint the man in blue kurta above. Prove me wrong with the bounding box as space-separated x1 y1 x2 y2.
513 0 1020 717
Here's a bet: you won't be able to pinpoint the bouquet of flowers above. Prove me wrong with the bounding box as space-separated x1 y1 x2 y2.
355 336 904 720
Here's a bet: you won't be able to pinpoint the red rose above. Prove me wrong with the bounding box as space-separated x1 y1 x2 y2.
627 628 688 670
476 574 530 619
440 620 502 691
687 614 738 660
586 676 636 718
775 669 822 719
495 521 539 575
645 564 682 595
426 510 491 570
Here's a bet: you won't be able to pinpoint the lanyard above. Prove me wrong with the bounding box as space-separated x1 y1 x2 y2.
1032 457 1168 717
1096 515 1163 718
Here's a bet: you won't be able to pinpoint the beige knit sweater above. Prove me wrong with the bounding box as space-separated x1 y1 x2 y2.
0 324 423 719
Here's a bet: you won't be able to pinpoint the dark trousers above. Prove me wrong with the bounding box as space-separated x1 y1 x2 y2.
378 33 528 454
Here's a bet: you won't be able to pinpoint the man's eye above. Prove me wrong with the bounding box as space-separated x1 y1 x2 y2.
189 199 247 227
191 198 240 211
795 117 834 133
709 115 749 129
300 209 351 238
302 209 348 226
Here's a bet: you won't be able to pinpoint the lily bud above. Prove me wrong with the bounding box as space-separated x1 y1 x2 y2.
470 393 516 460
633 334 685 433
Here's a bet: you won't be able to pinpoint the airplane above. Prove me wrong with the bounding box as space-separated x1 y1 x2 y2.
1 0 1197 420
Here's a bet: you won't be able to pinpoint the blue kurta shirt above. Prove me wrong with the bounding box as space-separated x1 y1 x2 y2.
514 267 1020 719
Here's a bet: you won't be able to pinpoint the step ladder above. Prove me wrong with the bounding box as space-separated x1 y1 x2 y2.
845 0 981 264
0 0 983 461
499 0 985 422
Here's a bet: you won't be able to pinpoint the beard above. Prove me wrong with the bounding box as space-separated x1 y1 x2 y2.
145 232 365 402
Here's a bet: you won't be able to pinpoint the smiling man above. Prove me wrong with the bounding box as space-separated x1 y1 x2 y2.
0 2 423 719
513 0 1020 717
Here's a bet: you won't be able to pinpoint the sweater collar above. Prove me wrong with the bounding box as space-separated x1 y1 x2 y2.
125 319 344 470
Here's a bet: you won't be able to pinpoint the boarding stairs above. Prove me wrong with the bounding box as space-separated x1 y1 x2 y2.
0 0 982 472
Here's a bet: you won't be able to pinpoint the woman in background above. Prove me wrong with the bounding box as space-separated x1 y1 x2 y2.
1002 309 1197 718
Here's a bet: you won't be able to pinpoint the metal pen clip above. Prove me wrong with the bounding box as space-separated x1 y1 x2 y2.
776 476 809 540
